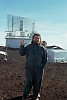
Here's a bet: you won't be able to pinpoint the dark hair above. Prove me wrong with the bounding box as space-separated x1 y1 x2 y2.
31 33 41 44
42 41 47 45
41 41 47 47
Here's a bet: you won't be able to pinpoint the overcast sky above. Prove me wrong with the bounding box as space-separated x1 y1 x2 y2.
0 0 67 50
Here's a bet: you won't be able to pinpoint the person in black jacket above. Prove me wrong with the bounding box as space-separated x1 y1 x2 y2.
19 33 47 100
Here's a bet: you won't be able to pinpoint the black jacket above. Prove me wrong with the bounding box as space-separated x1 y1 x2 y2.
19 43 47 69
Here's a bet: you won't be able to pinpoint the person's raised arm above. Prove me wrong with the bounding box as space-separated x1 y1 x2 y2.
19 39 26 56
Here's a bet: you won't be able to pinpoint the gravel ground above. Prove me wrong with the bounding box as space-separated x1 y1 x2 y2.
0 47 67 100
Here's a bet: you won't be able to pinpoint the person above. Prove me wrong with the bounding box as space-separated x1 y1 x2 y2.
41 41 47 48
19 33 47 100
41 41 48 61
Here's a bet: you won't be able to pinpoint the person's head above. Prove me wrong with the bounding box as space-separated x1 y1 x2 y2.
31 33 41 45
42 41 47 47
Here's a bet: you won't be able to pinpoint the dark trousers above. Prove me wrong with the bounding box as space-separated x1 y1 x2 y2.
23 66 43 98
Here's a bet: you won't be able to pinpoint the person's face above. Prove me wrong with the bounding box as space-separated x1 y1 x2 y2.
33 35 40 44
42 42 47 47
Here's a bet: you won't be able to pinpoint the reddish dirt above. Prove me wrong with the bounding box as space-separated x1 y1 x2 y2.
0 47 67 100
0 58 67 100
0 58 25 100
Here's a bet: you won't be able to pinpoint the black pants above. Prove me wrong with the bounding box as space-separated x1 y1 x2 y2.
23 66 43 98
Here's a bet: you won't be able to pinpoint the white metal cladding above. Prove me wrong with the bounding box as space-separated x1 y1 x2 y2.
7 15 35 35
47 49 67 63
5 31 36 48
47 49 54 62
5 15 35 48
6 38 31 48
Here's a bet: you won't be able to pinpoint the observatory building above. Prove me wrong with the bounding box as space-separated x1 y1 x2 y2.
5 15 35 48
47 46 67 63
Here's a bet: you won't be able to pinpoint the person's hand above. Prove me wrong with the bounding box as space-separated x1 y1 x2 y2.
20 39 26 45
20 39 24 45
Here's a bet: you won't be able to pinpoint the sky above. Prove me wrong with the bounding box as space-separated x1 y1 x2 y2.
0 0 67 50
